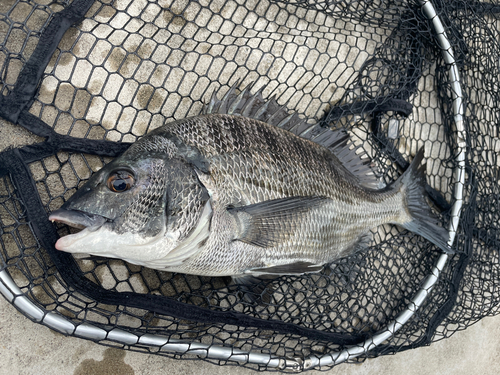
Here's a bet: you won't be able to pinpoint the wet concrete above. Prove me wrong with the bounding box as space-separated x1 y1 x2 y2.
1 296 500 374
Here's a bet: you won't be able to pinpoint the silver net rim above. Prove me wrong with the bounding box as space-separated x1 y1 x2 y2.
0 0 467 371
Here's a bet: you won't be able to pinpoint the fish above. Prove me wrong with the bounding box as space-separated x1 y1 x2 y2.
48 83 452 296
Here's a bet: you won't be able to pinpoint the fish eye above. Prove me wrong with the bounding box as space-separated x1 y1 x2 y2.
107 170 135 193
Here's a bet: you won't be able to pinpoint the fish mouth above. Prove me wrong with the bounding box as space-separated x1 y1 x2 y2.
49 208 109 252
49 208 108 231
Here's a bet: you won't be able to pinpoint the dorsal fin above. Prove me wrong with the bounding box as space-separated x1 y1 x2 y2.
204 81 300 129
312 127 383 190
204 83 383 189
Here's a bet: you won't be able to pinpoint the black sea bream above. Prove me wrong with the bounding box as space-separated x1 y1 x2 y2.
49 85 451 289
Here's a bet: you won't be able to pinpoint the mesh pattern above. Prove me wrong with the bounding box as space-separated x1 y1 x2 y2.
0 0 499 371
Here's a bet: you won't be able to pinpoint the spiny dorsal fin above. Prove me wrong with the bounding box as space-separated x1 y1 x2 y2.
204 83 382 189
204 81 302 130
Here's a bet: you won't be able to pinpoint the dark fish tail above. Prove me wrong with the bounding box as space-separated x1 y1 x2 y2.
396 148 453 254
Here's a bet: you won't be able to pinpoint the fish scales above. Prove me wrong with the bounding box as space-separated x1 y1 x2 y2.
139 115 408 275
49 86 451 292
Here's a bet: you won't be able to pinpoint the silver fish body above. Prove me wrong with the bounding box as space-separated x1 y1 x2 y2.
49 86 451 282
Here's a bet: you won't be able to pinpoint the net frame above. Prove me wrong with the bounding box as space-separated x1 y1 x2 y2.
0 0 496 372
0 0 465 371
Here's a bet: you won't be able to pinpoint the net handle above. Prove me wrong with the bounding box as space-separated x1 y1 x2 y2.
0 0 466 371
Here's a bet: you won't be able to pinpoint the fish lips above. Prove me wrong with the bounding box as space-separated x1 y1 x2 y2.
49 209 110 252
49 208 108 232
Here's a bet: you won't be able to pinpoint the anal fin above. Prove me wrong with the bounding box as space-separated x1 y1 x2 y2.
251 261 324 275
232 262 324 304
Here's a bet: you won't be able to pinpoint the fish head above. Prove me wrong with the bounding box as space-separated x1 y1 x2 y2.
48 146 206 266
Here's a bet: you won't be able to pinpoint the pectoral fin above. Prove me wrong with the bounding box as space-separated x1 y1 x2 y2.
228 196 329 248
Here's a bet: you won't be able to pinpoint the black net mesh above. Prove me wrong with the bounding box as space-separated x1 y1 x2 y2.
0 0 499 371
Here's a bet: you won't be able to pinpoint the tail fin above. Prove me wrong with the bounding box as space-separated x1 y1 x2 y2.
396 148 453 254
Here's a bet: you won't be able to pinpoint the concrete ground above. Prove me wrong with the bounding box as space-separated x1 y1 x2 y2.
1 293 500 374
